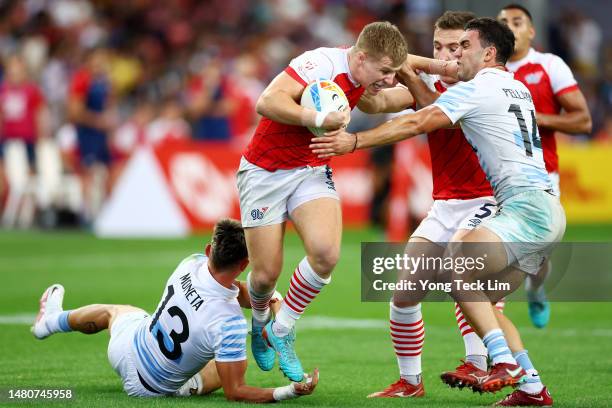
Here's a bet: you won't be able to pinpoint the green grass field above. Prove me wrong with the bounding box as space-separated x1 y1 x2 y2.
1 225 611 407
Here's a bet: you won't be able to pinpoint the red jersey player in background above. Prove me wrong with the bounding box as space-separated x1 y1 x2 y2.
0 54 48 202
498 3 592 330
238 22 415 383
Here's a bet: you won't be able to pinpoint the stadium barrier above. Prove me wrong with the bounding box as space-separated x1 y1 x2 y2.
557 142 612 223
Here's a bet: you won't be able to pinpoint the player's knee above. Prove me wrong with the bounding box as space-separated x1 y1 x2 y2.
250 268 282 292
309 246 340 274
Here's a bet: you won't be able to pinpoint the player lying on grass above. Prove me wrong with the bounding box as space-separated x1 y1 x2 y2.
31 219 318 402
311 18 564 403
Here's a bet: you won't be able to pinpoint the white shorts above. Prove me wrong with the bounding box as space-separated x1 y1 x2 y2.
236 157 339 227
412 196 498 244
481 189 566 275
107 311 158 397
549 171 560 196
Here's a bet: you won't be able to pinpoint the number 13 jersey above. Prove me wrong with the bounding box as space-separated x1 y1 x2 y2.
131 254 247 394
433 68 553 203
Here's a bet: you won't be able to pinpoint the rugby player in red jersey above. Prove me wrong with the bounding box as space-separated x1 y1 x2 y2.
238 22 415 382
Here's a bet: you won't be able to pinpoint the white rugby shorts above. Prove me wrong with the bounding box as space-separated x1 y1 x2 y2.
236 156 339 228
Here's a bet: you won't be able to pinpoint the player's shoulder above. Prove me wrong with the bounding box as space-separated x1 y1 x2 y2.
307 46 349 58
293 47 347 69
528 49 570 72
169 253 206 280
177 253 207 269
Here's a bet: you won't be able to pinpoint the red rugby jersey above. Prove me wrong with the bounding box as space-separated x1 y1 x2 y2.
506 48 579 173
244 47 365 171
0 82 44 142
426 77 493 200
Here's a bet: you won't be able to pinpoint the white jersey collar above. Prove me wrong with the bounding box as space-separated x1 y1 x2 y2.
506 48 535 71
475 66 512 79
199 263 239 300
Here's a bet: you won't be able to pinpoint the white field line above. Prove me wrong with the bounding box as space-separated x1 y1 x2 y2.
4 313 612 337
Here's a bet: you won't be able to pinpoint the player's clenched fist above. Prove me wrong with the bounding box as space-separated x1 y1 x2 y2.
321 108 351 130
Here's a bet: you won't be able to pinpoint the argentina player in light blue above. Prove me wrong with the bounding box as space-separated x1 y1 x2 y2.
311 17 564 403
31 219 318 402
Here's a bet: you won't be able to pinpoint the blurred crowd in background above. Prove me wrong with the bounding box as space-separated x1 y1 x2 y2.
0 0 610 230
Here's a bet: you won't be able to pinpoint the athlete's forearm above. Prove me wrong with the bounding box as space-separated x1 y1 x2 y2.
408 54 458 78
356 114 422 150
225 384 276 403
403 71 441 107
358 87 414 114
234 280 251 309
256 89 319 128
537 111 592 134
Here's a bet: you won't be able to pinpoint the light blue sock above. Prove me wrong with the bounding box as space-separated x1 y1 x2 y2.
55 310 72 333
483 329 515 365
514 350 544 393
513 350 534 371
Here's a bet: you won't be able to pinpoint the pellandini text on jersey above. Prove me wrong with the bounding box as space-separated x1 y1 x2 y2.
501 88 533 102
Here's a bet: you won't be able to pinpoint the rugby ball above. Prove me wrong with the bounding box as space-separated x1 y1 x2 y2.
300 79 350 137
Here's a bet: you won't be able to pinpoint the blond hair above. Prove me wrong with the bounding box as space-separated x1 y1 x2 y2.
354 21 408 67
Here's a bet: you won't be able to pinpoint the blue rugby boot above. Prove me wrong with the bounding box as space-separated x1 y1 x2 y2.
263 320 304 382
251 320 275 371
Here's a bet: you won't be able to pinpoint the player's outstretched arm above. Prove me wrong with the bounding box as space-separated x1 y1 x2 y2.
357 85 415 114
256 72 349 130
310 105 451 158
537 89 592 134
216 360 319 403
406 54 459 79
399 62 442 108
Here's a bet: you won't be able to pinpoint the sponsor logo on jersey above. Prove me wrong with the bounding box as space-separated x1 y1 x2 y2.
524 71 544 85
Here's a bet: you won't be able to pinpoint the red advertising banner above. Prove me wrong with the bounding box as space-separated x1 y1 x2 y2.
153 139 373 231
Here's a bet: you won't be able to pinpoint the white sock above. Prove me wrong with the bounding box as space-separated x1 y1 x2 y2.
46 310 73 334
390 302 424 385
273 257 330 337
175 372 203 396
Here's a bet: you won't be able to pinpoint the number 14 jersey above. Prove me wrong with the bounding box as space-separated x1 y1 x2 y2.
433 68 553 203
132 254 247 394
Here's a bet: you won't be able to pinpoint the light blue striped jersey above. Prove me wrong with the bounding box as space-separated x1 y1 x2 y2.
433 68 553 203
131 254 247 394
